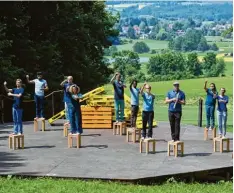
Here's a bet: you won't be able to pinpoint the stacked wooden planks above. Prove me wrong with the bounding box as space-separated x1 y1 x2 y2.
81 106 112 129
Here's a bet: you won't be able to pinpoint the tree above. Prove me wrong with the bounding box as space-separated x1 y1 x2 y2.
133 42 150 53
139 21 146 31
202 52 217 75
186 53 202 76
127 26 136 39
112 50 141 82
0 1 118 93
197 37 209 51
210 43 219 51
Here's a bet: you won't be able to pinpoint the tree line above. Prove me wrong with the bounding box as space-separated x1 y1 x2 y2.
0 1 118 96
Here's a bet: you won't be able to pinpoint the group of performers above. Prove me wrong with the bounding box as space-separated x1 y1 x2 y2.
4 71 229 141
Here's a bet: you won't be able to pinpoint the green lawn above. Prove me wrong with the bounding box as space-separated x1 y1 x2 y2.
117 39 168 51
225 61 233 76
0 178 232 193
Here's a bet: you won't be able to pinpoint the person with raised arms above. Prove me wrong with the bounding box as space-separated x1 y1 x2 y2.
26 72 49 119
130 80 140 128
111 72 126 123
4 79 24 135
140 83 155 139
60 76 74 123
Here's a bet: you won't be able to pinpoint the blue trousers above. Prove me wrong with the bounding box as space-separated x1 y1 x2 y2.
67 102 83 134
34 95 45 118
217 111 227 136
206 105 215 128
12 108 23 134
114 99 125 121
65 102 69 121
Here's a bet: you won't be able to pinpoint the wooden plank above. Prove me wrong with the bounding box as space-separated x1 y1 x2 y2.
82 124 112 128
82 116 112 120
83 120 111 123
81 107 112 111
82 112 112 115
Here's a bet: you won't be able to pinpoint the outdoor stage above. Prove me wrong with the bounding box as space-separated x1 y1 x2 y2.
0 121 233 182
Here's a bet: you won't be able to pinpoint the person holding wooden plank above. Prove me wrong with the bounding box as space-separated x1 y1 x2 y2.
140 83 155 139
4 79 24 135
165 82 186 142
111 72 126 122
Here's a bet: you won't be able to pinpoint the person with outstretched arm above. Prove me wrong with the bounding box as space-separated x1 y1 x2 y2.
111 72 126 122
26 72 49 119
140 83 155 139
204 81 217 131
4 79 24 135
165 81 185 142
60 76 73 123
217 88 228 138
130 80 140 128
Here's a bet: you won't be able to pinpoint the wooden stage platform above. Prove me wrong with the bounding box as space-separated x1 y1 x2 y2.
0 120 233 182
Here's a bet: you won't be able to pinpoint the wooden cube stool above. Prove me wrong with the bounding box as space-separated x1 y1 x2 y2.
204 127 216 140
167 140 184 157
9 134 24 150
63 123 69 137
113 122 126 135
68 133 81 148
213 137 230 153
140 138 156 154
126 127 141 143
34 118 46 132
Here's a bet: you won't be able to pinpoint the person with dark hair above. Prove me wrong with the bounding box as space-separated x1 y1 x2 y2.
110 72 126 122
140 83 155 139
130 80 140 127
217 88 228 138
4 79 24 135
26 72 49 119
204 81 217 131
165 82 186 142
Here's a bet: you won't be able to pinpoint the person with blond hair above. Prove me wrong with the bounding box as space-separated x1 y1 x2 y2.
4 79 24 135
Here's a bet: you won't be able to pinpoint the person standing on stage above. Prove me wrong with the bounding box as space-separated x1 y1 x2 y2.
165 81 186 142
60 76 73 123
111 72 126 122
26 72 49 119
204 81 217 131
130 80 140 127
140 83 155 139
217 88 228 138
4 79 24 135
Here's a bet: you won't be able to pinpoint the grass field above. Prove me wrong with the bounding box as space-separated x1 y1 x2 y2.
0 178 232 193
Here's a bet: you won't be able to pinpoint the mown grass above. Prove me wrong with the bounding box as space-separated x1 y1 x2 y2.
0 177 232 193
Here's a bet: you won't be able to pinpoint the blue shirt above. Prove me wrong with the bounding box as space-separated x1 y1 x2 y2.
63 83 73 103
217 95 228 112
130 87 140 106
12 88 24 109
167 90 185 112
142 92 155 111
113 80 124 100
33 79 47 96
205 88 217 106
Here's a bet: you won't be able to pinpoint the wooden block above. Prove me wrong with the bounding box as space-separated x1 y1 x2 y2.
41 118 45 132
34 118 46 132
9 134 24 150
126 127 141 143
213 137 230 153
63 123 69 137
204 127 208 140
168 141 184 157
68 134 81 148
34 118 38 132
139 138 156 154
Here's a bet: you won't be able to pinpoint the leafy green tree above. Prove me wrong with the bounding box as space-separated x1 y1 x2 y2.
186 53 202 76
197 37 209 51
202 52 217 75
127 26 136 39
133 42 150 53
139 21 146 31
210 43 219 51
